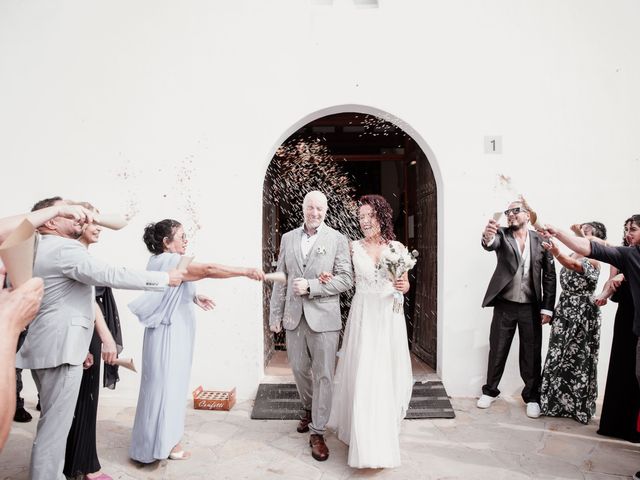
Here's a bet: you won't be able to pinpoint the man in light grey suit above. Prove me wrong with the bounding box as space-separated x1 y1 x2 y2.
15 197 184 480
269 190 353 462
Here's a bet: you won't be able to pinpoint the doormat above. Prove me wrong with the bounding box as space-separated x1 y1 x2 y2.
251 381 455 420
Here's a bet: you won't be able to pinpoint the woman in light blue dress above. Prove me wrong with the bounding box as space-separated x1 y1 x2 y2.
128 219 264 463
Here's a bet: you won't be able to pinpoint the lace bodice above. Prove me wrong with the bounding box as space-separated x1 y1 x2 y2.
352 240 397 295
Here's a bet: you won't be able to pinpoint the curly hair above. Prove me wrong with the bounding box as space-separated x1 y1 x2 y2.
581 221 607 241
358 194 395 242
143 219 182 255
623 215 640 247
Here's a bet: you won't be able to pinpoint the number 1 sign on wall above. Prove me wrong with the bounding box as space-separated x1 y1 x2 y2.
484 136 502 154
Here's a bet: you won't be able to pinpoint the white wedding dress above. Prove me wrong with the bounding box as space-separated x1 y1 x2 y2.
328 240 413 468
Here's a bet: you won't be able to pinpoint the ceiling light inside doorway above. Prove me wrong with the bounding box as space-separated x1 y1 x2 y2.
311 126 335 133
353 0 379 7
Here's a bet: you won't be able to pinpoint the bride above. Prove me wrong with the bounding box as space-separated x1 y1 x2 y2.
327 194 414 468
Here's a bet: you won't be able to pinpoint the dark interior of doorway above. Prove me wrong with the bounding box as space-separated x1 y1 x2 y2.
262 112 437 369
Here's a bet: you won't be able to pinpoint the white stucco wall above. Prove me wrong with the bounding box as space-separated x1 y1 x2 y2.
1 0 638 401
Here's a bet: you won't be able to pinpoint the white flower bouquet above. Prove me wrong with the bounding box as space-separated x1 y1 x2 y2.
379 243 419 313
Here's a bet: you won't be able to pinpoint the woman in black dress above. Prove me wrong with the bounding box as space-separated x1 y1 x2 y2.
596 218 640 442
64 205 122 480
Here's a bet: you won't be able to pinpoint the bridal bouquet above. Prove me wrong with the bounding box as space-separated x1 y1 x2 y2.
379 244 419 313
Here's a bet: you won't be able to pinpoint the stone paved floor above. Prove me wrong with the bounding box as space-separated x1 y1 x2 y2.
1 393 638 480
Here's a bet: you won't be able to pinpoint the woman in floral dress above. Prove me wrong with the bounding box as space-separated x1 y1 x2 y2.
539 222 607 424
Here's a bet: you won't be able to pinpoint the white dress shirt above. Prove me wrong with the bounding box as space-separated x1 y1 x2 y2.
300 222 324 261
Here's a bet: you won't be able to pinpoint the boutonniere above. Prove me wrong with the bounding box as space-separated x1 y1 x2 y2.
316 246 326 255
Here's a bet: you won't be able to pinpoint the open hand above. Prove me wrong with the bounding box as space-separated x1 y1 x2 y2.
610 273 625 290
541 238 560 257
195 294 216 311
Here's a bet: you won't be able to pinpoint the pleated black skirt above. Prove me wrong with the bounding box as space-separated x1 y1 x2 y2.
64 330 102 476
597 285 640 443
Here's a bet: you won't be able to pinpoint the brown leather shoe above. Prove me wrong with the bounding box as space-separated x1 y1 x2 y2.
296 410 312 433
309 434 329 461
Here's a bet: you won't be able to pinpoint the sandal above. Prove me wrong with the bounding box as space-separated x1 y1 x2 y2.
168 449 191 460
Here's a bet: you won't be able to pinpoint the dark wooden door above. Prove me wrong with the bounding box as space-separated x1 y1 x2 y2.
411 151 437 368
262 116 438 370
262 172 279 367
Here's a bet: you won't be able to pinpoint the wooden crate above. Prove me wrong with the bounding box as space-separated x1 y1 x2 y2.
192 386 236 411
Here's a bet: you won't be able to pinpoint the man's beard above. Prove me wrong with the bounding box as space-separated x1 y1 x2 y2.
508 222 524 232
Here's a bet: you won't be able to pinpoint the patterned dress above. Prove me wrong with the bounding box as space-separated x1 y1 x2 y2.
540 258 600 424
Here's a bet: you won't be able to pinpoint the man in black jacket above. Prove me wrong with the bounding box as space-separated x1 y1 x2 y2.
478 201 556 418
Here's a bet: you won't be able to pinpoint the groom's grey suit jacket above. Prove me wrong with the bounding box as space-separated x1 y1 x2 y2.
16 234 169 370
270 224 353 332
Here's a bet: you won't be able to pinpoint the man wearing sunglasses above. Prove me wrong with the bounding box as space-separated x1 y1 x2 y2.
477 201 557 418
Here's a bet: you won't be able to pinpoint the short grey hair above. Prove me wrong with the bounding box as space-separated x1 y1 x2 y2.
302 190 328 210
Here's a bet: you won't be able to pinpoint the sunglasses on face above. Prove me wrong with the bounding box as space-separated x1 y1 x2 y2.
504 207 527 216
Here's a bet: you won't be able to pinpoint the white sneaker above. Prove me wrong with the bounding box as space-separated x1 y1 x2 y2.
476 394 497 409
526 402 541 418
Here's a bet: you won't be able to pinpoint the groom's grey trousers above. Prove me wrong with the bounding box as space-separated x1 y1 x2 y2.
30 364 84 480
286 314 339 435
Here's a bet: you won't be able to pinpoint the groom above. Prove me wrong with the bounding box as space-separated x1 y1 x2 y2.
269 190 353 461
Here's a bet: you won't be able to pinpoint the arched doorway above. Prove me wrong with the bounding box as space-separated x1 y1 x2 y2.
262 110 438 373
